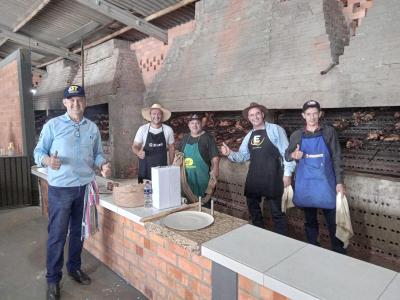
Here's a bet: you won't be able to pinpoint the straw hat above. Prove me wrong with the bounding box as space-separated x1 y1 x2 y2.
141 103 171 122
242 102 268 120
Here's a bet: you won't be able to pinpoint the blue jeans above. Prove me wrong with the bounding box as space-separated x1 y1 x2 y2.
47 185 86 284
303 207 346 254
246 195 288 236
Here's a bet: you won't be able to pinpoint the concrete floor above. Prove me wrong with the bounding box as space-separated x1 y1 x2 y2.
0 206 147 300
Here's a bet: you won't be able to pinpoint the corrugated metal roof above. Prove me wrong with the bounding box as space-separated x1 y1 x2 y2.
109 0 181 17
0 0 197 64
150 3 195 29
0 0 44 28
18 1 114 47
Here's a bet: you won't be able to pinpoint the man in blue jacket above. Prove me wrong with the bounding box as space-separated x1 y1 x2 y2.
34 85 111 299
221 103 295 235
285 100 345 253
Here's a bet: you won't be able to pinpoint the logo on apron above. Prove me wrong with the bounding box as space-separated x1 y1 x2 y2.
185 157 196 169
149 142 164 147
305 153 324 158
250 135 265 147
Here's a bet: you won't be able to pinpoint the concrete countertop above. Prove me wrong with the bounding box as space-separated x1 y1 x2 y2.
202 224 400 300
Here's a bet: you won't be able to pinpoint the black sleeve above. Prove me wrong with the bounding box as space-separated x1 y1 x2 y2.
198 133 219 166
285 129 302 162
207 134 219 160
323 126 343 184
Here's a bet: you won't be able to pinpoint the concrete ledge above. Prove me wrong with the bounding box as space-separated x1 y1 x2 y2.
202 224 399 300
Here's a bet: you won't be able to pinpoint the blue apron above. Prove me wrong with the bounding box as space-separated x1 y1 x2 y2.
293 132 336 209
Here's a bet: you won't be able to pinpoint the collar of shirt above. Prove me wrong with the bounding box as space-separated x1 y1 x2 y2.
303 124 323 134
62 112 88 125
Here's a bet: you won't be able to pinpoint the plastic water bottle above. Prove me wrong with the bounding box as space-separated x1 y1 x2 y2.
144 180 153 208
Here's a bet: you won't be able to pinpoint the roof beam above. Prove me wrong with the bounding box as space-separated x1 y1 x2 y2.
36 0 197 68
72 0 197 54
145 0 197 21
75 0 168 44
0 25 81 62
0 0 51 49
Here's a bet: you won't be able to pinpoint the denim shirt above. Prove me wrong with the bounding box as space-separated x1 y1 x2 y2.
34 113 106 187
228 122 296 176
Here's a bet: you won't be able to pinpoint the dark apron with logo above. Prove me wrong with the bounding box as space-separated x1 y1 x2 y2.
138 126 168 181
293 132 336 209
244 130 283 198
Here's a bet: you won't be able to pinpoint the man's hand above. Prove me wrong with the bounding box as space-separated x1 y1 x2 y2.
137 149 145 159
291 144 304 160
220 142 231 156
283 176 291 188
101 162 112 178
45 151 61 170
336 183 345 196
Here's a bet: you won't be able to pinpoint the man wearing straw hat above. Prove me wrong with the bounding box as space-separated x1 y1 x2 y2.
132 103 175 182
34 85 111 299
221 102 295 235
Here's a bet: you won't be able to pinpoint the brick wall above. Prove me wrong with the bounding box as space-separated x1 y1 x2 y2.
131 21 195 89
84 206 289 299
145 0 335 111
334 0 399 107
72 39 146 179
84 206 212 300
145 0 398 110
34 59 78 110
238 275 288 300
0 59 23 155
32 70 43 88
340 0 373 35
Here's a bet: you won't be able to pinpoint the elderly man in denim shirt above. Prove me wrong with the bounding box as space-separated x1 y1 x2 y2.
221 103 295 235
34 85 111 300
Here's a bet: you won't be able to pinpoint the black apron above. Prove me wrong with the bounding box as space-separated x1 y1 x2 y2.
138 125 168 181
244 130 284 198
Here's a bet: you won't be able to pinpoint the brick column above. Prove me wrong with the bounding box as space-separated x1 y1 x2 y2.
84 206 212 300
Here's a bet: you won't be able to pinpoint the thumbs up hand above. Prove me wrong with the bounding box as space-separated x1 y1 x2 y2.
220 142 231 156
46 151 61 170
291 144 304 160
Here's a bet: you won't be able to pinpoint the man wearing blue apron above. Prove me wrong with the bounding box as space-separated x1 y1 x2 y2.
132 104 175 182
181 114 219 206
285 100 346 253
221 103 295 235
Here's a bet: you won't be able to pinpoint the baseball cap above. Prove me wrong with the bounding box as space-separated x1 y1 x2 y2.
188 113 203 121
63 85 85 98
302 100 320 112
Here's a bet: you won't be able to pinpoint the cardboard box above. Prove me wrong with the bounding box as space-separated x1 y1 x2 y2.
151 166 181 209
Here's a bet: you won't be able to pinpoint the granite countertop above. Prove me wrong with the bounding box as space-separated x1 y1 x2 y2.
145 208 248 254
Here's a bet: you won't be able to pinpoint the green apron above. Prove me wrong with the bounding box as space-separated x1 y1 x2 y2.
183 140 210 197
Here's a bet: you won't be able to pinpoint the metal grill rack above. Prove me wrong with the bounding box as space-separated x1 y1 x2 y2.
276 107 400 178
